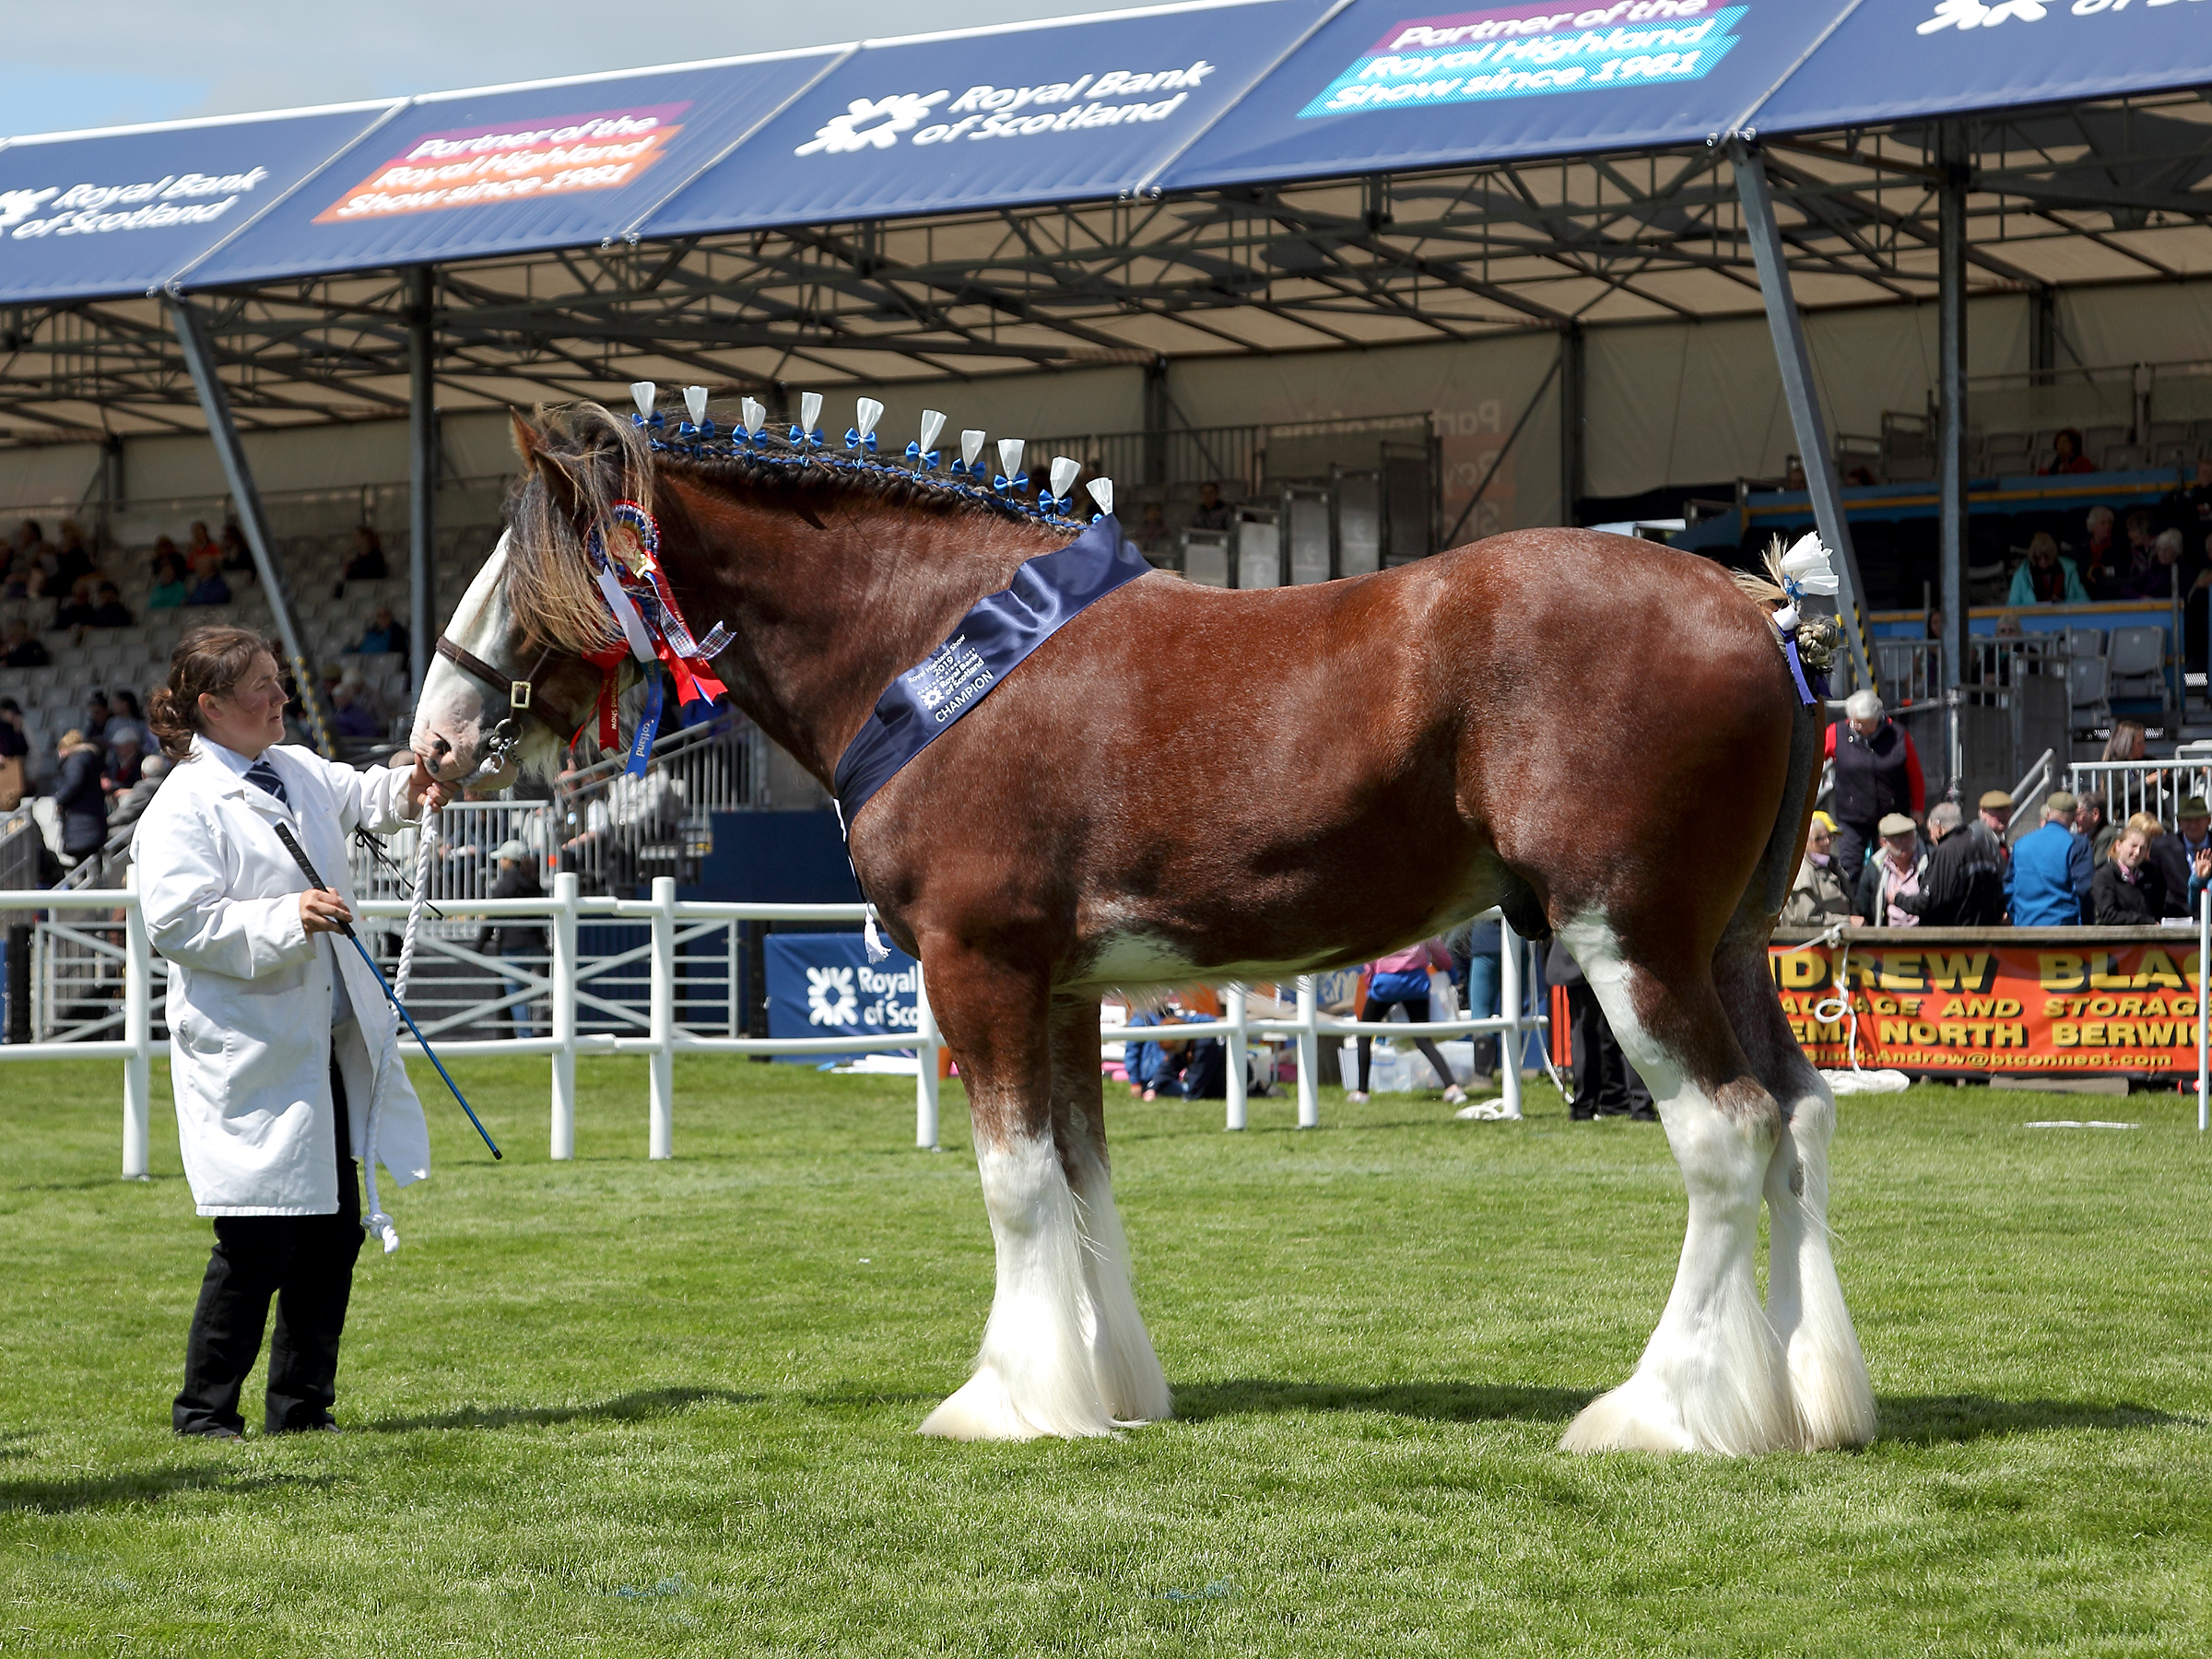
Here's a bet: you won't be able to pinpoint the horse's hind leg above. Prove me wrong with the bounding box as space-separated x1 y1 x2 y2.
1555 915 1800 1455
1049 994 1172 1424
1716 943 1877 1449
917 953 1117 1441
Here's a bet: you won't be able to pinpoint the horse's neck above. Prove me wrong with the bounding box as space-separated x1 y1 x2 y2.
668 482 1054 785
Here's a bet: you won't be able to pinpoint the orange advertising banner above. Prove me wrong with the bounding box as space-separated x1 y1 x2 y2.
313 106 687 224
1769 935 2205 1077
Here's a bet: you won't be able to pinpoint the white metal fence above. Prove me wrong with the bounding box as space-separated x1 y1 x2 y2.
0 875 1552 1175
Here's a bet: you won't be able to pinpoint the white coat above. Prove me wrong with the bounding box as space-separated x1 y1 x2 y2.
135 737 431 1217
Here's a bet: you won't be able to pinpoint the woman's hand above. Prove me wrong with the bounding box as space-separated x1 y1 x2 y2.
397 749 451 815
300 888 353 936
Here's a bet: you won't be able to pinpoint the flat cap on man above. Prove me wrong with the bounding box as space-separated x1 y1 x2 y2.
1979 789 2013 811
2045 790 2077 814
1877 812 1917 838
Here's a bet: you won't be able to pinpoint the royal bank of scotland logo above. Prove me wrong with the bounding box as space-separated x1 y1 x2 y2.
806 965 858 1026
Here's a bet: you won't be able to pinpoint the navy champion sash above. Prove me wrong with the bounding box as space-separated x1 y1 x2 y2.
832 513 1151 829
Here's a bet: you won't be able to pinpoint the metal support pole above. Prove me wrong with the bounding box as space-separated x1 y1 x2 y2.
123 865 149 1181
550 871 578 1160
1499 921 1524 1121
1223 984 1248 1131
2198 881 2207 1135
1937 122 1969 729
169 300 335 755
1559 323 1585 526
914 961 941 1151
649 876 675 1159
407 266 437 700
1295 974 1319 1129
1730 143 1876 695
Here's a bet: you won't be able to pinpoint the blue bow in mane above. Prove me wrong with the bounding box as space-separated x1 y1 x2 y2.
845 429 877 453
994 471 1030 495
630 410 665 430
790 424 823 451
906 441 940 470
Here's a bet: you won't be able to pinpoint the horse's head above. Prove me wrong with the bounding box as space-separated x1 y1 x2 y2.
413 403 649 789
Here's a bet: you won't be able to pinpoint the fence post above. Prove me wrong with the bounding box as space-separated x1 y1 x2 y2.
649 877 676 1160
1500 921 1524 1121
123 866 150 1181
551 872 578 1160
1295 974 1319 1129
914 959 941 1151
1223 984 1248 1131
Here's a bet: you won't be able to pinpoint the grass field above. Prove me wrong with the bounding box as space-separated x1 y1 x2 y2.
1 1056 2208 1656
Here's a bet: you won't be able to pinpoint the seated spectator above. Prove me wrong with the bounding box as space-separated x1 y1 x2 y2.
1782 812 1853 927
2134 810 2191 918
1190 481 1232 533
148 534 182 581
2078 505 2122 597
104 729 143 791
1135 500 1171 558
87 581 132 629
2075 786 2116 865
2041 428 2095 476
2126 526 2209 602
1895 802 2006 926
1855 813 1927 926
355 604 408 656
147 554 186 609
2124 508 2158 579
2092 825 2163 924
2 619 48 667
105 690 151 757
49 521 92 593
2010 790 2092 924
184 549 231 606
184 521 218 573
2007 533 2087 606
342 524 388 584
105 752 168 843
219 523 254 573
53 573 100 629
329 678 382 741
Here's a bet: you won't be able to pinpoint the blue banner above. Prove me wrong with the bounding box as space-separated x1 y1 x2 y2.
641 1 1335 237
183 52 846 290
1161 0 1853 191
765 933 922 1061
0 105 398 305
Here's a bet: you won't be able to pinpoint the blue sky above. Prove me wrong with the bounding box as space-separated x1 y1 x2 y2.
7 0 1163 137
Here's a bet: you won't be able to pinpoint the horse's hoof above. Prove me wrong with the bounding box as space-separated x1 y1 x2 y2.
1559 1368 1801 1456
917 1365 1118 1441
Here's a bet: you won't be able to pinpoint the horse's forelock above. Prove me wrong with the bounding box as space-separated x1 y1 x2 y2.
504 401 645 655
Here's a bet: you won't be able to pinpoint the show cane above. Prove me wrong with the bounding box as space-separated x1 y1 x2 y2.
272 821 503 1160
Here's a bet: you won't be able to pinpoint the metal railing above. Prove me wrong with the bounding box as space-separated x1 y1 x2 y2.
2066 758 2212 827
0 877 1557 1176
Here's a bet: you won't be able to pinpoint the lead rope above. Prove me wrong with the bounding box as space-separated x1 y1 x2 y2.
361 803 436 1255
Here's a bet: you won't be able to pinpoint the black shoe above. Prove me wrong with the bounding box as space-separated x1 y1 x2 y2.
1627 1108 1659 1123
179 1425 242 1441
266 1418 340 1436
1568 1109 1597 1121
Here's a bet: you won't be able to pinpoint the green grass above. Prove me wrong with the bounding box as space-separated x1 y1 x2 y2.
1 1057 2208 1656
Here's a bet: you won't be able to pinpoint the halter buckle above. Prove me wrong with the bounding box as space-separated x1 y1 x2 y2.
510 679 532 712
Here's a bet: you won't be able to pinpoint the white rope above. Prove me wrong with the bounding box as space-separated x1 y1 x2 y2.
361 802 437 1254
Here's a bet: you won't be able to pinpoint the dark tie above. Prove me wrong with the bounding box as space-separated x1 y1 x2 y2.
244 757 288 808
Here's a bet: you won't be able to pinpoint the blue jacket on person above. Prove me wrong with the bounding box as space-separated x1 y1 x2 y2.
2009 820 2092 924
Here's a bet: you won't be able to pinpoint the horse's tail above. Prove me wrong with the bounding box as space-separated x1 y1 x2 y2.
1727 536 1831 937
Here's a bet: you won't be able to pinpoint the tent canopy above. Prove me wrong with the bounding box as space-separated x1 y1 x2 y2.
0 0 2207 438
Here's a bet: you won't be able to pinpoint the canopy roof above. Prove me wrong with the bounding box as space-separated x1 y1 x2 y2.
1 0 2207 441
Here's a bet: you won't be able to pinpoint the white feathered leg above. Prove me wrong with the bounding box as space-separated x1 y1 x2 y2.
1764 1077 1877 1449
1555 916 1800 1456
920 1135 1118 1440
1065 1141 1172 1425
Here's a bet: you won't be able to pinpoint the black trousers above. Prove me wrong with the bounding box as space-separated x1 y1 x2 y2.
1565 982 1654 1121
174 1053 362 1435
1357 993 1457 1092
1833 819 1877 895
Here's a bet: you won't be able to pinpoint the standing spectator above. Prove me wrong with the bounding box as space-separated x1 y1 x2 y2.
2130 811 2190 917
2165 455 2212 533
354 605 408 657
53 729 108 871
1896 802 2006 926
329 679 381 742
1189 481 1231 533
82 690 112 748
2041 429 2095 476
2010 790 2092 924
105 753 169 844
1546 936 1653 1122
1972 790 2013 858
1347 938 1467 1108
2008 533 2088 605
0 698 27 808
1782 813 1853 926
148 554 187 609
1824 689 1925 890
104 729 145 792
1854 814 1927 926
1445 912 1503 1084
477 840 547 1040
2072 789 2115 865
2092 827 2162 924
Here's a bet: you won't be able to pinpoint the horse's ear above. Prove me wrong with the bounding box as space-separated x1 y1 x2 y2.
510 408 583 518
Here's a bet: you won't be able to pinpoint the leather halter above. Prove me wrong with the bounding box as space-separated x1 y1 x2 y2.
435 635 590 742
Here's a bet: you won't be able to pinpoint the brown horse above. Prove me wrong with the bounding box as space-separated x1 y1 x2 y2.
414 402 1877 1455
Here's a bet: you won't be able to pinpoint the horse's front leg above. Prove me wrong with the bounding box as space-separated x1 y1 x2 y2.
917 954 1118 1440
1049 994 1172 1426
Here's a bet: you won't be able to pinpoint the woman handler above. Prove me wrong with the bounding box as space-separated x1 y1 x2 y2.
135 626 449 1438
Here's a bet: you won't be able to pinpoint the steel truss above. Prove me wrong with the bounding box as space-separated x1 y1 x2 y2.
0 90 2206 446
